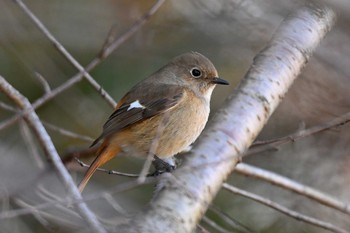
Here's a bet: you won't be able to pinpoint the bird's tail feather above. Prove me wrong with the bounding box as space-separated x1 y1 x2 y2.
78 141 120 192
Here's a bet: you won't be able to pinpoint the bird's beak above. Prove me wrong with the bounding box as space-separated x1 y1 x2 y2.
211 77 229 85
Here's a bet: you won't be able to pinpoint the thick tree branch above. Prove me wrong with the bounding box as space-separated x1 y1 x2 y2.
123 4 336 232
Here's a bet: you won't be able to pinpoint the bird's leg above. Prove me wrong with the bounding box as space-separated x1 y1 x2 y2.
149 155 176 176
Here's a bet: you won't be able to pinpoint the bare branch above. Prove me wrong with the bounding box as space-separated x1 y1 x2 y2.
208 205 254 233
62 147 98 165
0 101 17 112
235 163 350 215
74 158 139 178
33 72 51 94
125 4 336 233
42 121 94 142
98 0 167 59
101 193 127 215
251 111 350 150
222 183 349 233
0 76 106 233
138 111 171 183
197 224 210 233
19 120 45 168
202 215 232 233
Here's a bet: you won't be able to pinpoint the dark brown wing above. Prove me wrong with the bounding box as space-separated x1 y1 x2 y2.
90 84 184 147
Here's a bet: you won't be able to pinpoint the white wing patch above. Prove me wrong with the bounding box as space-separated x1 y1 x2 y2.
127 100 146 111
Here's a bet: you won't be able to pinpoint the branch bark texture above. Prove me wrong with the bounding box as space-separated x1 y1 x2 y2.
122 4 336 233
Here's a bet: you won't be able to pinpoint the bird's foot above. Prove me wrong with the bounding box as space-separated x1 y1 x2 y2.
149 155 176 176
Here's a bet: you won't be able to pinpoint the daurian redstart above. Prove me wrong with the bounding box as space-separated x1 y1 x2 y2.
78 52 229 192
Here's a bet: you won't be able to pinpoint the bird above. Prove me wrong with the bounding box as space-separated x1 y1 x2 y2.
78 52 229 192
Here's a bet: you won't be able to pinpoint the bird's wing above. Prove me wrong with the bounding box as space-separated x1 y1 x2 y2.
90 84 184 147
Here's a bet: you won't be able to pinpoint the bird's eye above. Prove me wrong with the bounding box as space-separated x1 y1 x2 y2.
191 68 202 78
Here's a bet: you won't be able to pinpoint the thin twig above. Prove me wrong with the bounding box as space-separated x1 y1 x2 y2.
19 120 45 168
0 101 17 112
75 158 139 178
235 163 350 215
197 224 211 233
222 183 349 233
250 111 350 151
42 121 94 142
208 205 254 233
102 193 127 215
34 72 51 94
138 111 171 183
0 76 106 233
202 215 232 233
62 147 98 165
98 0 167 59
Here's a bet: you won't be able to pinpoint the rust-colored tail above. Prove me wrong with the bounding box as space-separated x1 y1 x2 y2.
78 141 120 192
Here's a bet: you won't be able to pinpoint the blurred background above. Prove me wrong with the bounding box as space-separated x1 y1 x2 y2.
0 0 350 232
